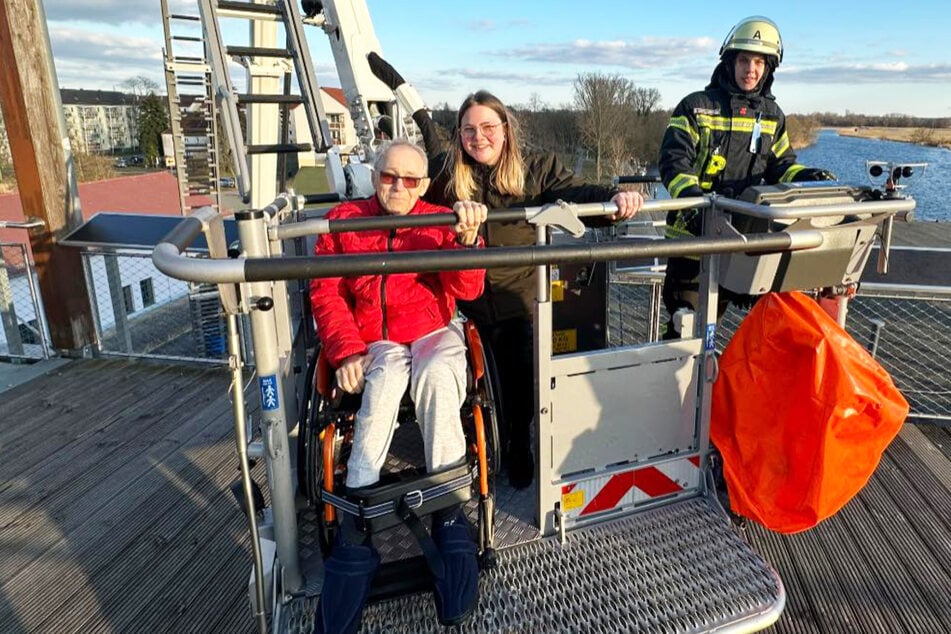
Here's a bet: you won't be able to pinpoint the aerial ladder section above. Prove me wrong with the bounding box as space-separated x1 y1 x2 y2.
161 0 222 215
196 0 337 207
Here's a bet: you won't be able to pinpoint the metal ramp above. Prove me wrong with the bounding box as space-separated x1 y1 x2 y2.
359 497 783 633
161 0 222 215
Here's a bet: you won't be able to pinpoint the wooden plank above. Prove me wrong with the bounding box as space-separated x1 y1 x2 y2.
746 525 822 634
0 363 225 534
0 410 238 631
38 454 249 633
0 0 95 350
0 360 179 477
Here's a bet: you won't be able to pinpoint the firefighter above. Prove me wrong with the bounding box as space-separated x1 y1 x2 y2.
658 15 835 337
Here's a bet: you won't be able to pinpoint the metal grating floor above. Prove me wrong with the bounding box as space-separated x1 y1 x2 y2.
358 497 783 633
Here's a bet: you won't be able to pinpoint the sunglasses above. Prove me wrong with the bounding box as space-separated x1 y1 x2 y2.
378 171 425 188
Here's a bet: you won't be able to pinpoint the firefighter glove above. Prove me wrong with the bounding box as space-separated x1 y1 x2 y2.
794 168 837 182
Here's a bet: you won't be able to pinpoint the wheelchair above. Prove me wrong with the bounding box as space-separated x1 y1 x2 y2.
296 318 502 591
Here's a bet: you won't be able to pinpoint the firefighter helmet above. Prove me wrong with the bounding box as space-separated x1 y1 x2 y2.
719 16 783 65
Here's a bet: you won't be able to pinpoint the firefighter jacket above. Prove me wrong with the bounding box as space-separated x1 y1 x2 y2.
427 152 617 324
309 197 485 367
658 61 810 239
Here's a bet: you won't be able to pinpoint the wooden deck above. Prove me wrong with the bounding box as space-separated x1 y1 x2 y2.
1 358 949 633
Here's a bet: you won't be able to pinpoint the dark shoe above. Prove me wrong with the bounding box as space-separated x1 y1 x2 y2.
506 446 535 489
314 538 380 634
431 513 479 626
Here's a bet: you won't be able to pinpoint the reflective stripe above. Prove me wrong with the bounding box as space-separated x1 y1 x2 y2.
779 164 806 183
771 131 791 157
669 173 700 198
665 223 695 239
668 115 699 144
695 114 777 135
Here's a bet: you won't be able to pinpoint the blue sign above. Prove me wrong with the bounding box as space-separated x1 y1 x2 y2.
705 324 716 351
259 375 279 411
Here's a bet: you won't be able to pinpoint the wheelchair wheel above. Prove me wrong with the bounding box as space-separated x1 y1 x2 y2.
298 346 353 554
296 350 320 504
465 321 502 477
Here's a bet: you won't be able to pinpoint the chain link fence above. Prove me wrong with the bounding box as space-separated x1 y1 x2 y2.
608 269 951 421
0 242 51 360
82 250 231 363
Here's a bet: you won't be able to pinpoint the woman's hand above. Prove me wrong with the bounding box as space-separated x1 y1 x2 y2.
610 190 645 221
452 200 488 246
335 353 370 393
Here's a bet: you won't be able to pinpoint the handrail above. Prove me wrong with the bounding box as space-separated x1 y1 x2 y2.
153 197 826 284
716 195 915 220
274 197 708 241
0 218 45 230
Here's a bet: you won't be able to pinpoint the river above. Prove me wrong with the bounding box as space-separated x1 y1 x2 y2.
797 129 950 222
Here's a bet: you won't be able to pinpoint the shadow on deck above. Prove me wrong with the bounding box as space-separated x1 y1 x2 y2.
0 358 948 633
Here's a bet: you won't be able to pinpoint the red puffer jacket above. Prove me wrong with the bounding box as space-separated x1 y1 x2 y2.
309 197 485 367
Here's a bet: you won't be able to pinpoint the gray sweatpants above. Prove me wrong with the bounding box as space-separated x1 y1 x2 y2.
345 321 468 488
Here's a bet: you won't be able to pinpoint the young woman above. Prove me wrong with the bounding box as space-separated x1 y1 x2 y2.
425 90 645 488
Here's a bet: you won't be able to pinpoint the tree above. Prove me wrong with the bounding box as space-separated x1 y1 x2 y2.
121 75 159 102
122 76 159 151
137 93 169 166
574 73 641 181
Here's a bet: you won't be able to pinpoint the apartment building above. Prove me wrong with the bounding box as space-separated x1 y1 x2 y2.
61 89 139 154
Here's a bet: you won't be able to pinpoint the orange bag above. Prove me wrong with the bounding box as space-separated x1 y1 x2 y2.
711 291 909 534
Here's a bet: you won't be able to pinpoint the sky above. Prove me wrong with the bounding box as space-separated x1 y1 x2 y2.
41 0 951 118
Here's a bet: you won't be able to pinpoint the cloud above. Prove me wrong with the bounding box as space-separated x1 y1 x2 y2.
49 26 164 88
44 0 174 26
782 62 951 84
465 18 533 32
507 36 718 69
446 67 572 86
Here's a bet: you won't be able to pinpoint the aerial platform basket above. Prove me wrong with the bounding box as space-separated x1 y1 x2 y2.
716 182 914 295
153 190 914 633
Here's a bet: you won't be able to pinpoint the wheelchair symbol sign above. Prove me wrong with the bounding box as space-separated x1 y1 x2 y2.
259 375 279 411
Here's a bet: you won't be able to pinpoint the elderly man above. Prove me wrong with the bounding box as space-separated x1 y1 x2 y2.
309 140 487 633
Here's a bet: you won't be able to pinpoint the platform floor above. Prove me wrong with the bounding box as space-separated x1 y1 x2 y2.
0 358 948 633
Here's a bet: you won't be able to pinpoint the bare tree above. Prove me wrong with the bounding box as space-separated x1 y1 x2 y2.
121 76 160 152
121 75 159 102
573 73 640 181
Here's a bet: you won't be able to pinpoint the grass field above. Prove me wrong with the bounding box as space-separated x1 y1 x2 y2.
834 126 951 150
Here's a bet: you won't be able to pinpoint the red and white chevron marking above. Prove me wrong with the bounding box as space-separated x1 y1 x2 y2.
560 455 701 520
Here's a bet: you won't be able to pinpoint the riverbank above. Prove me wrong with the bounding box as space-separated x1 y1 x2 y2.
833 126 951 150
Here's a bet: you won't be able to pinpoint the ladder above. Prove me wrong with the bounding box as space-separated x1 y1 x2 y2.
161 0 222 215
195 0 337 207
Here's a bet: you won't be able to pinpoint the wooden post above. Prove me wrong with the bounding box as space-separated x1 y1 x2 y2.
0 0 96 351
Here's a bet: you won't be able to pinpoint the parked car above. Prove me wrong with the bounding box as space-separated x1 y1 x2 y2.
114 158 127 168
219 176 236 188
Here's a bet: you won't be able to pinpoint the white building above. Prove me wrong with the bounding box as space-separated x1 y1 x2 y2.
290 87 359 167
61 89 139 154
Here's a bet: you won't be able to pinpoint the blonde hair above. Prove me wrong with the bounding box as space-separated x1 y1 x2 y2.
442 90 525 202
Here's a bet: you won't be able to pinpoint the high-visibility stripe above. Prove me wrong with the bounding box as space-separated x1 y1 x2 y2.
667 115 699 144
563 455 702 520
581 471 634 515
668 173 699 198
780 163 806 183
635 466 683 498
772 131 790 157
695 114 777 135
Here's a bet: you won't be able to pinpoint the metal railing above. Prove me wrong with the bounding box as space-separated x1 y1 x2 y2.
608 268 951 421
0 242 51 360
81 249 234 363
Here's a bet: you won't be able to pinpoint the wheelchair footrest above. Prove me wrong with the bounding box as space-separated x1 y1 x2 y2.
321 463 475 533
